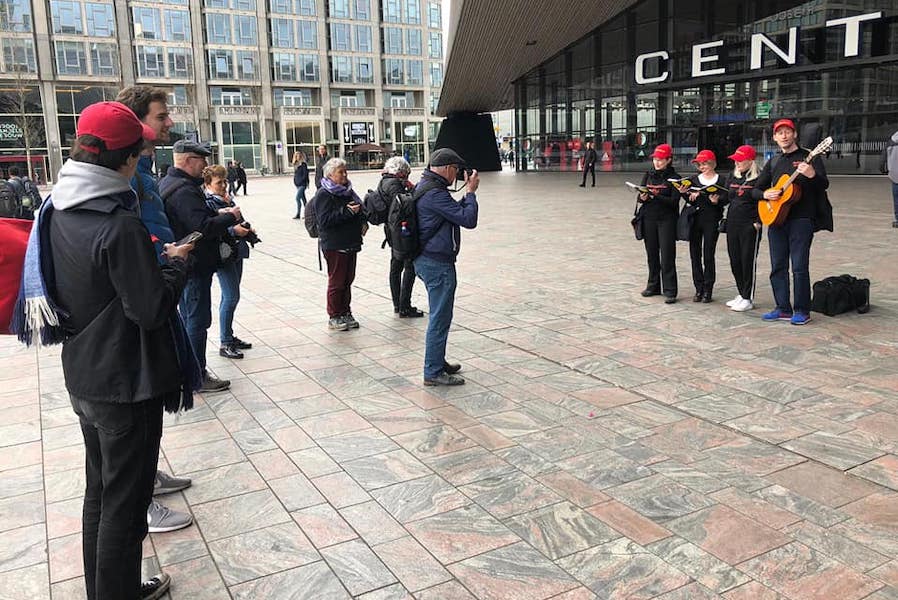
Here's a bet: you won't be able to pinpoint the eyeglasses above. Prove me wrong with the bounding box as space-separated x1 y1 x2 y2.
186 155 207 162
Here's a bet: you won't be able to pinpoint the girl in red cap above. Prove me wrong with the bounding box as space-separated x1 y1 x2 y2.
724 145 762 312
635 143 680 303
674 150 725 302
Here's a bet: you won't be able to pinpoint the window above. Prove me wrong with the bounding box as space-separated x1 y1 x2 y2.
208 49 233 78
330 23 351 51
383 0 400 23
132 6 162 39
355 57 373 83
165 10 190 41
331 55 351 83
210 87 253 105
52 1 83 34
0 0 33 33
354 25 371 52
234 15 257 45
274 89 312 107
55 41 87 75
232 0 254 9
328 0 349 18
429 90 439 114
407 59 422 84
204 0 228 7
389 93 407 107
338 93 358 107
383 27 402 54
271 52 294 80
404 0 419 24
206 14 230 44
135 45 164 77
406 29 421 56
427 1 440 28
353 0 369 20
428 32 441 58
85 3 114 36
167 47 192 78
168 86 189 105
269 0 290 12
2 38 36 72
297 0 315 16
236 50 256 79
299 53 318 81
383 58 403 85
270 18 294 48
429 62 442 87
89 42 118 75
298 20 316 49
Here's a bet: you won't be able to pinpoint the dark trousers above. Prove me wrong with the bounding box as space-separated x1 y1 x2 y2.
768 217 814 314
581 163 596 186
323 250 357 317
390 257 416 310
228 180 237 196
727 220 762 300
71 394 166 600
236 181 247 195
180 272 213 372
642 216 677 297
689 218 720 294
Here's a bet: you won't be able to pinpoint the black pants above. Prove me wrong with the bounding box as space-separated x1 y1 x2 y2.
228 180 237 196
689 217 720 294
581 163 596 186
727 220 762 300
642 216 677 297
236 180 247 195
71 394 167 600
390 256 416 310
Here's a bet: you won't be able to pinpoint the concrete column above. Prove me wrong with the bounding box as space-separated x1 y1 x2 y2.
40 81 63 181
188 0 211 138
115 2 136 85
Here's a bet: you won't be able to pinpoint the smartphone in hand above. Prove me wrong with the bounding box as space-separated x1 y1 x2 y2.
176 231 203 246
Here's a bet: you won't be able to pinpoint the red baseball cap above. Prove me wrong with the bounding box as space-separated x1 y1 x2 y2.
651 144 672 159
77 101 156 153
773 119 796 132
728 145 757 161
692 149 716 163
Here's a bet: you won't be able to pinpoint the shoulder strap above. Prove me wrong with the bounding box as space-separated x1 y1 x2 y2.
160 178 191 203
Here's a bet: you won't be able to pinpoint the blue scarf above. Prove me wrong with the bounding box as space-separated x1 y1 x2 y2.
321 177 362 204
11 198 67 346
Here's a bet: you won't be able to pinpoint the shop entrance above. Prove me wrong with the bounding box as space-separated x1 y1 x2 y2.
697 124 744 169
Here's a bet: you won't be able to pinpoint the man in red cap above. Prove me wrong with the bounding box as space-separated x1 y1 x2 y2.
44 101 193 599
752 119 829 325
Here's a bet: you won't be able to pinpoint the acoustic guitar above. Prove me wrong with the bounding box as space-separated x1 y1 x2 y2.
759 136 833 226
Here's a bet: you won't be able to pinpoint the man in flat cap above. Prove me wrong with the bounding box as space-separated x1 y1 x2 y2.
414 148 479 386
161 140 241 391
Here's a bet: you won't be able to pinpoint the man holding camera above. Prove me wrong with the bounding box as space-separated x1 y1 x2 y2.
414 148 479 386
161 140 241 391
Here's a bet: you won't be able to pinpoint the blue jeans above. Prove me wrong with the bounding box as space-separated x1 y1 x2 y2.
892 181 898 220
768 218 814 314
414 255 457 379
295 186 307 216
217 259 243 344
179 272 213 371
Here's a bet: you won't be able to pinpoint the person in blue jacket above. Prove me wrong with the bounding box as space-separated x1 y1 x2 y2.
415 148 479 386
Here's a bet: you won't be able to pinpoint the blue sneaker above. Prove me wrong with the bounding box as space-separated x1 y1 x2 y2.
762 309 793 321
790 312 811 326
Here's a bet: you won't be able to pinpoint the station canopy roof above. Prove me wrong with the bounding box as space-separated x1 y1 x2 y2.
437 0 639 116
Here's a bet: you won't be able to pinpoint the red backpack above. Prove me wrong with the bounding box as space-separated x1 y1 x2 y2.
0 218 33 334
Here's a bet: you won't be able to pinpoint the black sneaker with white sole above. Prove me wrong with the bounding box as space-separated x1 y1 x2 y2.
140 573 171 600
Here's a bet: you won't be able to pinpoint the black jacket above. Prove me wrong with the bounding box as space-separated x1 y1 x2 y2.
227 165 238 183
377 175 409 249
314 187 366 252
684 172 726 223
724 172 760 224
236 165 247 184
751 147 830 224
638 165 680 221
314 155 328 188
49 193 189 404
160 167 238 275
294 162 309 187
584 148 598 166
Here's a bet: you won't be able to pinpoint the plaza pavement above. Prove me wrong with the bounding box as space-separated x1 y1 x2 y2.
1 167 897 600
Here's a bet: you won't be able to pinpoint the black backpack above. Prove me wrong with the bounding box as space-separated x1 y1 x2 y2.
304 195 319 238
811 274 871 316
386 181 441 261
0 180 22 218
363 188 390 226
22 179 42 212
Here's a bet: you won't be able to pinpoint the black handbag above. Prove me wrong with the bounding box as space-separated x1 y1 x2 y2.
676 204 696 241
631 201 644 241
811 274 870 316
718 217 727 233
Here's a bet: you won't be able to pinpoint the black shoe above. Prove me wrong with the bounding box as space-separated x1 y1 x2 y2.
591 184 595 187
578 183 585 187
219 344 244 359
692 293 703 302
424 372 465 386
641 289 660 297
893 220 898 228
140 573 171 600
443 362 462 374
293 215 301 219
664 296 677 304
702 293 713 303
399 306 424 318
393 306 400 314
200 373 230 393
344 313 360 329
232 336 252 349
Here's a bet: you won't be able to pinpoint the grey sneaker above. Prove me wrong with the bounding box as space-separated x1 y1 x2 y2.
423 372 466 386
147 500 193 533
343 313 359 329
328 316 349 331
200 372 230 393
154 470 191 496
140 573 171 600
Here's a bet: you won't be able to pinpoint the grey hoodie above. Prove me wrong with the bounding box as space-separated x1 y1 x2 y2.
51 160 136 211
887 132 898 184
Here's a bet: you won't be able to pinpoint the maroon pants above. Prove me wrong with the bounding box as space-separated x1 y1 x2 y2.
323 250 357 317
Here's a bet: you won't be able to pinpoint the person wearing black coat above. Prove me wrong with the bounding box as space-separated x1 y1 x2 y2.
637 144 680 303
226 161 238 195
579 141 598 187
235 161 248 195
314 157 367 331
314 145 328 188
723 145 763 313
378 157 424 317
292 151 309 219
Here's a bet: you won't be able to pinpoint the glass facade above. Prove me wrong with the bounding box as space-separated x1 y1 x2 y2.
514 0 898 175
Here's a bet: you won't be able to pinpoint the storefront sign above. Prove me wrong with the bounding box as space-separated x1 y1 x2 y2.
635 11 882 85
0 122 23 142
344 121 370 144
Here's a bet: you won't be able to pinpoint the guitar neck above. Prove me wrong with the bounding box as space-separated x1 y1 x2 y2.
781 154 813 189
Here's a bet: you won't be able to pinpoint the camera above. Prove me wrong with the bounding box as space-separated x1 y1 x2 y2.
455 167 473 182
240 222 261 246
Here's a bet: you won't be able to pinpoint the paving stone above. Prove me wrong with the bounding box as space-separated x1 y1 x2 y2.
320 539 397 596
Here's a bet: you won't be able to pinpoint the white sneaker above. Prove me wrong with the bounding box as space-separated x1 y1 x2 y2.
726 295 743 308
732 298 754 312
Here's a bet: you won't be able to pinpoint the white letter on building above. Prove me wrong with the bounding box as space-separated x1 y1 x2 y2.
826 12 882 57
635 50 669 84
750 28 798 70
692 40 725 78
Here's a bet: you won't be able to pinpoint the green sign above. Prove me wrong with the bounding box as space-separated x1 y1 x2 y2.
756 101 771 119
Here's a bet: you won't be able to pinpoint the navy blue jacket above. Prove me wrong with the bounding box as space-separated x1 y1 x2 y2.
132 154 174 264
416 170 478 264
294 162 309 187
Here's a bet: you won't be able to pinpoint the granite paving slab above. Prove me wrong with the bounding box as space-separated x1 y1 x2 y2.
320 539 397 596
229 561 350 600
405 504 519 564
207 522 319 585
504 501 619 560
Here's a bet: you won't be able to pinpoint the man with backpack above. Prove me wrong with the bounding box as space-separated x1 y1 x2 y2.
413 148 479 386
7 166 42 217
